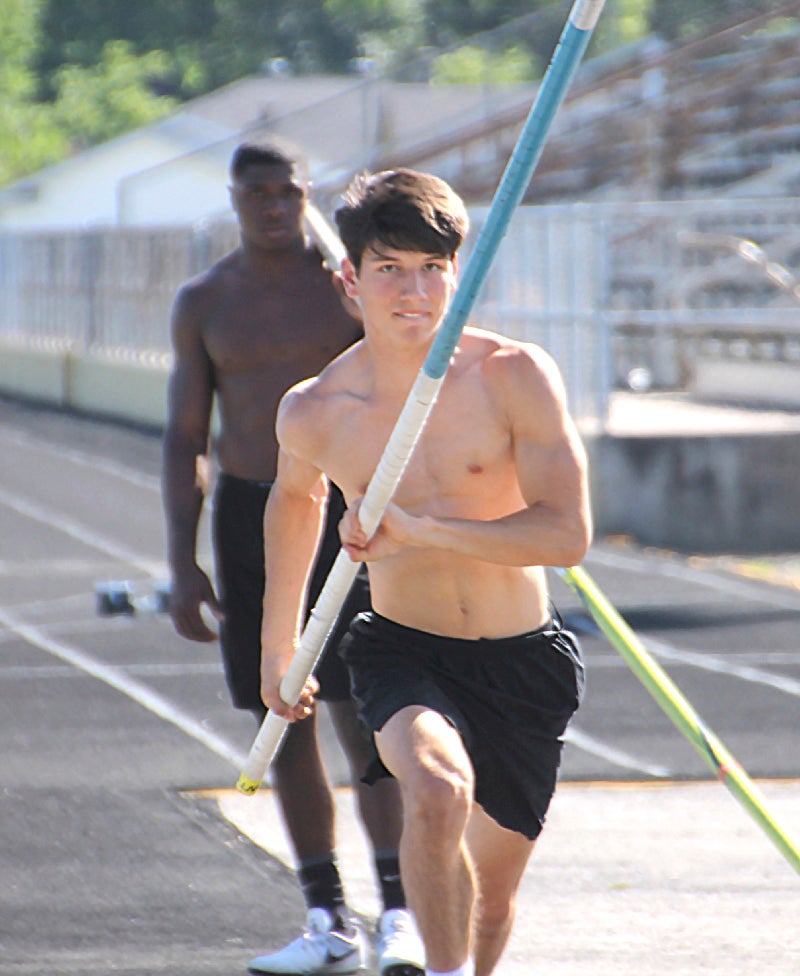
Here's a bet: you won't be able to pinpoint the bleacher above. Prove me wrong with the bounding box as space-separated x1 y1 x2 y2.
329 3 800 207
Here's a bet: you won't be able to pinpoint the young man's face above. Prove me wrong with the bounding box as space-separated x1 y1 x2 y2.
341 245 458 352
230 161 306 251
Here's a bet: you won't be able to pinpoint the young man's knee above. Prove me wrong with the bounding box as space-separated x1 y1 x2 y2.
476 887 517 933
404 762 474 832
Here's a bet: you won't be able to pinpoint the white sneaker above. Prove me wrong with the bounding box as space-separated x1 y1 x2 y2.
376 908 425 976
248 907 366 975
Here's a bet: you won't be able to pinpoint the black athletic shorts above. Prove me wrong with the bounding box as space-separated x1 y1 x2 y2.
339 610 584 840
211 473 370 710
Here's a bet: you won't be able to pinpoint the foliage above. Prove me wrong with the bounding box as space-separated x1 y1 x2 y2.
34 0 219 94
52 42 177 147
0 102 67 186
0 0 63 183
1 0 794 188
648 0 781 42
431 44 540 85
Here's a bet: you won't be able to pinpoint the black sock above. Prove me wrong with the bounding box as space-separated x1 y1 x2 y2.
298 854 347 927
375 850 405 912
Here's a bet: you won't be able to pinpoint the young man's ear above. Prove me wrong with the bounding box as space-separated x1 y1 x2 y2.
332 268 362 323
340 257 360 300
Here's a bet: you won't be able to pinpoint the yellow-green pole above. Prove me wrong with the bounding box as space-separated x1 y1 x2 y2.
558 565 800 876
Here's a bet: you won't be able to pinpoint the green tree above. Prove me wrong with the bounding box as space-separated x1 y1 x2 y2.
420 0 564 58
36 0 365 95
0 0 66 183
431 44 539 85
649 0 779 41
3 0 793 189
35 0 218 94
52 41 177 147
324 0 424 71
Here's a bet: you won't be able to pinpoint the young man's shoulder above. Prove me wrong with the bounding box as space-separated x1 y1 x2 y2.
462 327 569 423
296 342 363 399
275 346 362 460
282 342 361 410
463 326 555 376
174 250 240 304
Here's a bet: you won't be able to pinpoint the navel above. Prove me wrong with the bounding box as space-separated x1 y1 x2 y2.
466 463 483 475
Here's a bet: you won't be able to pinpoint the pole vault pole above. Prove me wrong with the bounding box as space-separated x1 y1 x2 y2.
236 0 608 794
558 565 800 876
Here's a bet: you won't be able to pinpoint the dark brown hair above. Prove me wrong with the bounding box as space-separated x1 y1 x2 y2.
335 169 469 270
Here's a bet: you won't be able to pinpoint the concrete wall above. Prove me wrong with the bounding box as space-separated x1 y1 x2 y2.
0 341 169 429
3 338 798 555
0 341 73 405
588 431 800 553
691 359 800 412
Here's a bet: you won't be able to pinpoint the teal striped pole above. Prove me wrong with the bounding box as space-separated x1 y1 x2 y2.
238 0 608 793
425 0 605 379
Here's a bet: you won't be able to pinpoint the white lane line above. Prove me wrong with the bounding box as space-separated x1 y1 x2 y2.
581 650 800 668
644 636 800 699
0 427 160 492
3 419 797 607
0 661 223 679
0 604 245 769
586 548 800 612
3 591 104 619
1 428 792 779
0 614 124 644
0 485 166 578
564 725 672 778
0 558 134 577
565 596 800 698
0 616 661 778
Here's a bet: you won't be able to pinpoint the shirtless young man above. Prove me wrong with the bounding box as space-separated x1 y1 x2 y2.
259 169 592 976
162 142 423 976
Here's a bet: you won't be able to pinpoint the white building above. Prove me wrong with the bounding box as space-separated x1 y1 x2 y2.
0 73 529 230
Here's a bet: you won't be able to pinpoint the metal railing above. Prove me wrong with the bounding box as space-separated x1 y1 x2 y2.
2 198 800 422
0 222 238 354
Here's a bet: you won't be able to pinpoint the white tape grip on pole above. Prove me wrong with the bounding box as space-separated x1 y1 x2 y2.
358 371 443 533
572 0 605 30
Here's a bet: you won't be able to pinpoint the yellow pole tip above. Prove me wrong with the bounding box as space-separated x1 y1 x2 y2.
236 773 260 795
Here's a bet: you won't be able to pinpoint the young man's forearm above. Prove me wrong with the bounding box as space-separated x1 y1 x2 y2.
261 481 328 658
162 432 210 569
408 503 591 569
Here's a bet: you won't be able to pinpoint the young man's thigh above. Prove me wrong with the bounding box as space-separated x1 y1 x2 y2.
376 705 473 789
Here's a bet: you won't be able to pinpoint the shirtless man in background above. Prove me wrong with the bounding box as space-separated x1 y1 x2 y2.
162 141 423 976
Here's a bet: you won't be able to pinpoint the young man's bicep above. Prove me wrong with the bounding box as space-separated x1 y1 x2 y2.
509 355 592 541
517 422 589 518
272 444 328 503
265 449 329 576
166 291 215 442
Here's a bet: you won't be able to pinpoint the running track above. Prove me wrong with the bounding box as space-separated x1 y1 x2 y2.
2 397 799 787
2 396 800 976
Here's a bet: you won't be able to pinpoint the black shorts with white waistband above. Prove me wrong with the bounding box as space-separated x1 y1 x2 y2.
338 610 585 840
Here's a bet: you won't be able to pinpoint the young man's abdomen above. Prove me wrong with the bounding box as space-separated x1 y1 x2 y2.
368 559 550 639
